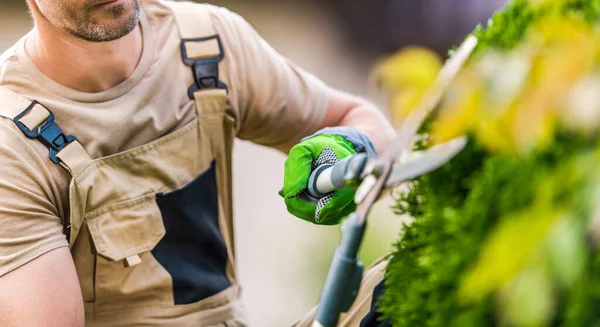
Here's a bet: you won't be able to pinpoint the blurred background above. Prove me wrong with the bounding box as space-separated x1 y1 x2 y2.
0 0 506 326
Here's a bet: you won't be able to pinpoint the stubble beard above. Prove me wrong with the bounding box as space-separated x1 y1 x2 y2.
61 0 141 43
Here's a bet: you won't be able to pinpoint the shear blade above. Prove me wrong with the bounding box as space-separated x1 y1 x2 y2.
385 136 468 189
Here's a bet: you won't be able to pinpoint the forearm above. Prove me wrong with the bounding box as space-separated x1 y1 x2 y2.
338 103 394 154
320 89 395 154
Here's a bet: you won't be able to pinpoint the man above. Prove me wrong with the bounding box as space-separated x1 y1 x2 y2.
0 0 395 326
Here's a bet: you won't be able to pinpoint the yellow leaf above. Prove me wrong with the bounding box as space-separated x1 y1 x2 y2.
375 46 442 91
500 266 555 327
431 71 482 143
375 46 443 126
459 207 562 303
389 87 427 127
511 90 558 153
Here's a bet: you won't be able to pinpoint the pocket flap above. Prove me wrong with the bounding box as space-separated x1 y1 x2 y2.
86 195 166 262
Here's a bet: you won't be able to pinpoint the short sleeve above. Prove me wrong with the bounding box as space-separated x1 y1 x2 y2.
208 6 331 152
0 124 68 277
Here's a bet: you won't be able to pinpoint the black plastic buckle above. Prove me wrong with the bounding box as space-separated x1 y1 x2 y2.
13 101 77 164
181 35 228 99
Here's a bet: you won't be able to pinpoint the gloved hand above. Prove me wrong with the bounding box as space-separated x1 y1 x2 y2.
280 127 376 225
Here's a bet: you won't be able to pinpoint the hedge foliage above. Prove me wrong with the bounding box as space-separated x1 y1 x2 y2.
379 0 600 326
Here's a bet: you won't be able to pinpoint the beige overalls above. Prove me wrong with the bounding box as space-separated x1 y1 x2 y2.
0 2 388 326
0 3 245 326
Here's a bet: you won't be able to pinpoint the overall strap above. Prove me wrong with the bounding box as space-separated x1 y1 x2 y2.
168 1 228 105
0 86 92 177
168 2 236 281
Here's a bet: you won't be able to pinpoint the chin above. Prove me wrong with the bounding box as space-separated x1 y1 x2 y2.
73 0 140 42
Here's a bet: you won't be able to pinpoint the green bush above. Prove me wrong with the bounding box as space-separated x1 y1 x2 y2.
379 1 600 326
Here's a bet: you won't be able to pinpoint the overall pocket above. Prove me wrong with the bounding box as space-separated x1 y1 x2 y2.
85 194 172 310
87 194 165 262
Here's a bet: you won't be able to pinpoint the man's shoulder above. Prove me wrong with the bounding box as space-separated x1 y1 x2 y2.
0 95 67 190
0 114 42 161
143 0 230 23
0 83 48 164
144 0 250 38
151 1 229 16
0 39 24 78
0 45 17 67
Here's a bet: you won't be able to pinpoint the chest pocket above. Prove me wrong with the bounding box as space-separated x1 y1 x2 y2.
86 194 165 265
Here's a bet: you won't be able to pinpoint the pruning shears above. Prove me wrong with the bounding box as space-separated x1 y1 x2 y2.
308 35 478 327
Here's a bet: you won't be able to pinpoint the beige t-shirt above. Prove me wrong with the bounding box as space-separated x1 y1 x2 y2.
0 0 329 277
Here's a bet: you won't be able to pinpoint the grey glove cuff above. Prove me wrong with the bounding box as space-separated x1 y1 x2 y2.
302 126 377 156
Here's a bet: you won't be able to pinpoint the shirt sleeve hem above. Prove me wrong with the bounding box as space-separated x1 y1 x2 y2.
0 238 69 277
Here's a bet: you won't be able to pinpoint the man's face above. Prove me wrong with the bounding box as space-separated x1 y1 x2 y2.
33 0 141 42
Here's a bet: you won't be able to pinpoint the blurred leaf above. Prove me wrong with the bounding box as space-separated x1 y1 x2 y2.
431 71 482 143
545 217 587 288
375 46 442 126
500 266 554 327
459 206 561 303
375 46 443 91
472 100 520 154
389 87 427 128
563 73 600 135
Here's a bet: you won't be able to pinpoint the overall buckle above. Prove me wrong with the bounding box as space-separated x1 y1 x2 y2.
14 101 77 164
181 35 228 99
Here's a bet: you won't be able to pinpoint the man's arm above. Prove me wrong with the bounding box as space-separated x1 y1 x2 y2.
0 126 84 326
209 5 394 153
0 247 84 327
320 89 395 153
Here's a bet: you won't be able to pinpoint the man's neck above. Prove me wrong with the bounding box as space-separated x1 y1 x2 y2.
25 20 143 94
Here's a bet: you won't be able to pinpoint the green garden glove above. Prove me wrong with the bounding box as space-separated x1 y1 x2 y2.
280 127 376 225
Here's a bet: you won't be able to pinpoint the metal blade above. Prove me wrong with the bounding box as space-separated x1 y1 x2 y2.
385 136 468 188
381 35 478 163
355 35 477 220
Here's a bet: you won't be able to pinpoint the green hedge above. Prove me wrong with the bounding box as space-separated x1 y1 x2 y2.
379 1 600 326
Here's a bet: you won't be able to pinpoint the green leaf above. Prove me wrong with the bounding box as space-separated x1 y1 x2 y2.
458 206 561 303
501 266 554 327
545 217 588 288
